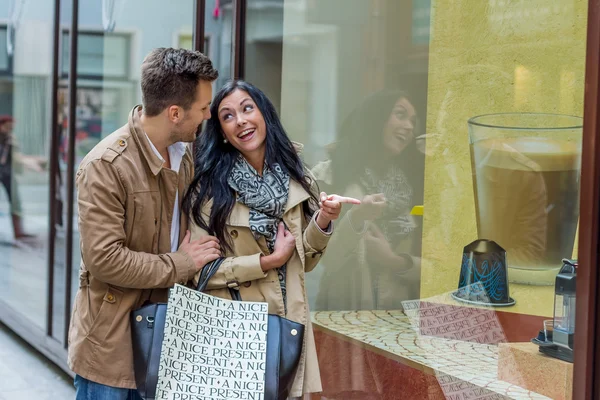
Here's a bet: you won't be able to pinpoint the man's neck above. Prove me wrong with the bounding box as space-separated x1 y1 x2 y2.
140 113 172 166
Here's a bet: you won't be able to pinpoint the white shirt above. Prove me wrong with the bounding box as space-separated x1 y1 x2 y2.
145 134 187 252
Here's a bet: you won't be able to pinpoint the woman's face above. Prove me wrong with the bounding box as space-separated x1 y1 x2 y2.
382 97 416 156
217 89 267 159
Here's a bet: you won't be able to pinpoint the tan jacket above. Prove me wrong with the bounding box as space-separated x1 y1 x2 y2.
189 178 331 397
68 106 196 388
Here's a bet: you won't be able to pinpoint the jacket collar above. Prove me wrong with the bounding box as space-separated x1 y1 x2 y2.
227 177 311 227
128 105 164 176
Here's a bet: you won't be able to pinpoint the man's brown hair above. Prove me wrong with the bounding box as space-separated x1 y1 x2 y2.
141 48 218 116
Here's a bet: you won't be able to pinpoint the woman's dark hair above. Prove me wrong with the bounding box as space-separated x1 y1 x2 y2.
327 90 424 203
183 80 319 251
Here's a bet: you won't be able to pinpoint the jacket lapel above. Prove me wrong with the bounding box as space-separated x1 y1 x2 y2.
284 179 311 267
128 105 164 176
227 178 311 227
178 147 193 245
212 177 313 265
227 202 251 227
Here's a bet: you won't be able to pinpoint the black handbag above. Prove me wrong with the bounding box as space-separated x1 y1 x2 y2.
130 258 305 400
130 301 167 399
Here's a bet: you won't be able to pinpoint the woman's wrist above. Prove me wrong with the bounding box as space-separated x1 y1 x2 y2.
260 253 281 271
315 211 331 231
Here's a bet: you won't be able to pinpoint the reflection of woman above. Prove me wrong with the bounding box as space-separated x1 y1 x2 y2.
0 116 43 240
182 80 358 399
313 91 425 311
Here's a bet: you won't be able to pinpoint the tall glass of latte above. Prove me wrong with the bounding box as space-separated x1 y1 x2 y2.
468 113 582 285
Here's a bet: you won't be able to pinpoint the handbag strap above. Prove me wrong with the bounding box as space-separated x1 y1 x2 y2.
196 257 242 301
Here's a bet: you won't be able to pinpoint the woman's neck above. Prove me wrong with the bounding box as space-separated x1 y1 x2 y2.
243 150 266 176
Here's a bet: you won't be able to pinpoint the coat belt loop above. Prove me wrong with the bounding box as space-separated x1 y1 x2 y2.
79 270 90 287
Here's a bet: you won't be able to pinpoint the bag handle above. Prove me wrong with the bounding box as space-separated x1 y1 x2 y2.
196 257 242 301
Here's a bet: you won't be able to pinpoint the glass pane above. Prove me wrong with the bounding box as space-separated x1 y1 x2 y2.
0 28 9 71
241 0 588 398
206 0 233 90
57 0 197 341
0 0 55 330
243 0 283 112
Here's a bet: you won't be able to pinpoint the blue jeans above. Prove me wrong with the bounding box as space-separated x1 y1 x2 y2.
74 375 143 400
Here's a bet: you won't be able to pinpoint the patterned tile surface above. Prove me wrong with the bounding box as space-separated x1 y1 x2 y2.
312 310 552 400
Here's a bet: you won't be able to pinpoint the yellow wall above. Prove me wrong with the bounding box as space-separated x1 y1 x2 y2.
420 0 588 317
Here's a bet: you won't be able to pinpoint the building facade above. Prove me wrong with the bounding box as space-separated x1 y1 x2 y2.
0 0 599 398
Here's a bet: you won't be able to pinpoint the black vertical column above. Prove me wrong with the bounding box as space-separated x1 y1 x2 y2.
63 0 79 347
193 0 206 52
46 0 61 338
233 0 247 78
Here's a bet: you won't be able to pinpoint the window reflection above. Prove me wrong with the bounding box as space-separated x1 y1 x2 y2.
207 0 233 90
0 1 54 330
236 0 589 399
313 91 424 311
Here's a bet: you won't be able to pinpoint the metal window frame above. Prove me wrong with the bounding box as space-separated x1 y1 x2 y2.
573 0 600 397
194 0 206 52
232 0 247 79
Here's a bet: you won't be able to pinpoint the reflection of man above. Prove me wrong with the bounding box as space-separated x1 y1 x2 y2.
0 116 44 240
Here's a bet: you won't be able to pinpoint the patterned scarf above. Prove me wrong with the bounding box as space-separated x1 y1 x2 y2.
228 155 290 309
360 164 416 242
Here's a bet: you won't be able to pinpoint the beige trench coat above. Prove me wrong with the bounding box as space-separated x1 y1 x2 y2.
189 178 331 397
68 106 197 388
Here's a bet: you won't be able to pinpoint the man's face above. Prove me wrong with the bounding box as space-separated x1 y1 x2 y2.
174 80 213 143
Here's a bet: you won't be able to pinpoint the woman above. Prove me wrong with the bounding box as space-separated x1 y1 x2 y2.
313 90 424 312
0 115 44 240
182 80 359 398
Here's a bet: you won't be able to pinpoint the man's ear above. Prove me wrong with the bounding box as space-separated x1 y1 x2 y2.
167 105 183 123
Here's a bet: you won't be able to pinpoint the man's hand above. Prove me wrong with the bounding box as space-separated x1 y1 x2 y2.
179 230 221 272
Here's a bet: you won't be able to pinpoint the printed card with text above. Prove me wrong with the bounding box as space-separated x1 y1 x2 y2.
155 284 269 400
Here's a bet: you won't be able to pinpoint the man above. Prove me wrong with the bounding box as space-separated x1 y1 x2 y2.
68 48 220 399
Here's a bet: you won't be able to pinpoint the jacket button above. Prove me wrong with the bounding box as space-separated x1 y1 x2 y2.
106 293 115 302
230 230 238 239
118 139 126 147
243 281 252 288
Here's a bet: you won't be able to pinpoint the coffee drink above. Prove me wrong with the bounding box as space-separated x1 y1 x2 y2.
470 137 580 277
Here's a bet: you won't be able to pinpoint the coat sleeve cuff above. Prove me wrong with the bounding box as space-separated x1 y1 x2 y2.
304 212 333 252
197 253 268 290
226 253 268 286
168 250 197 284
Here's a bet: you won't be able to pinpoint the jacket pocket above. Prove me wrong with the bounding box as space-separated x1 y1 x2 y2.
127 191 159 252
85 286 124 346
